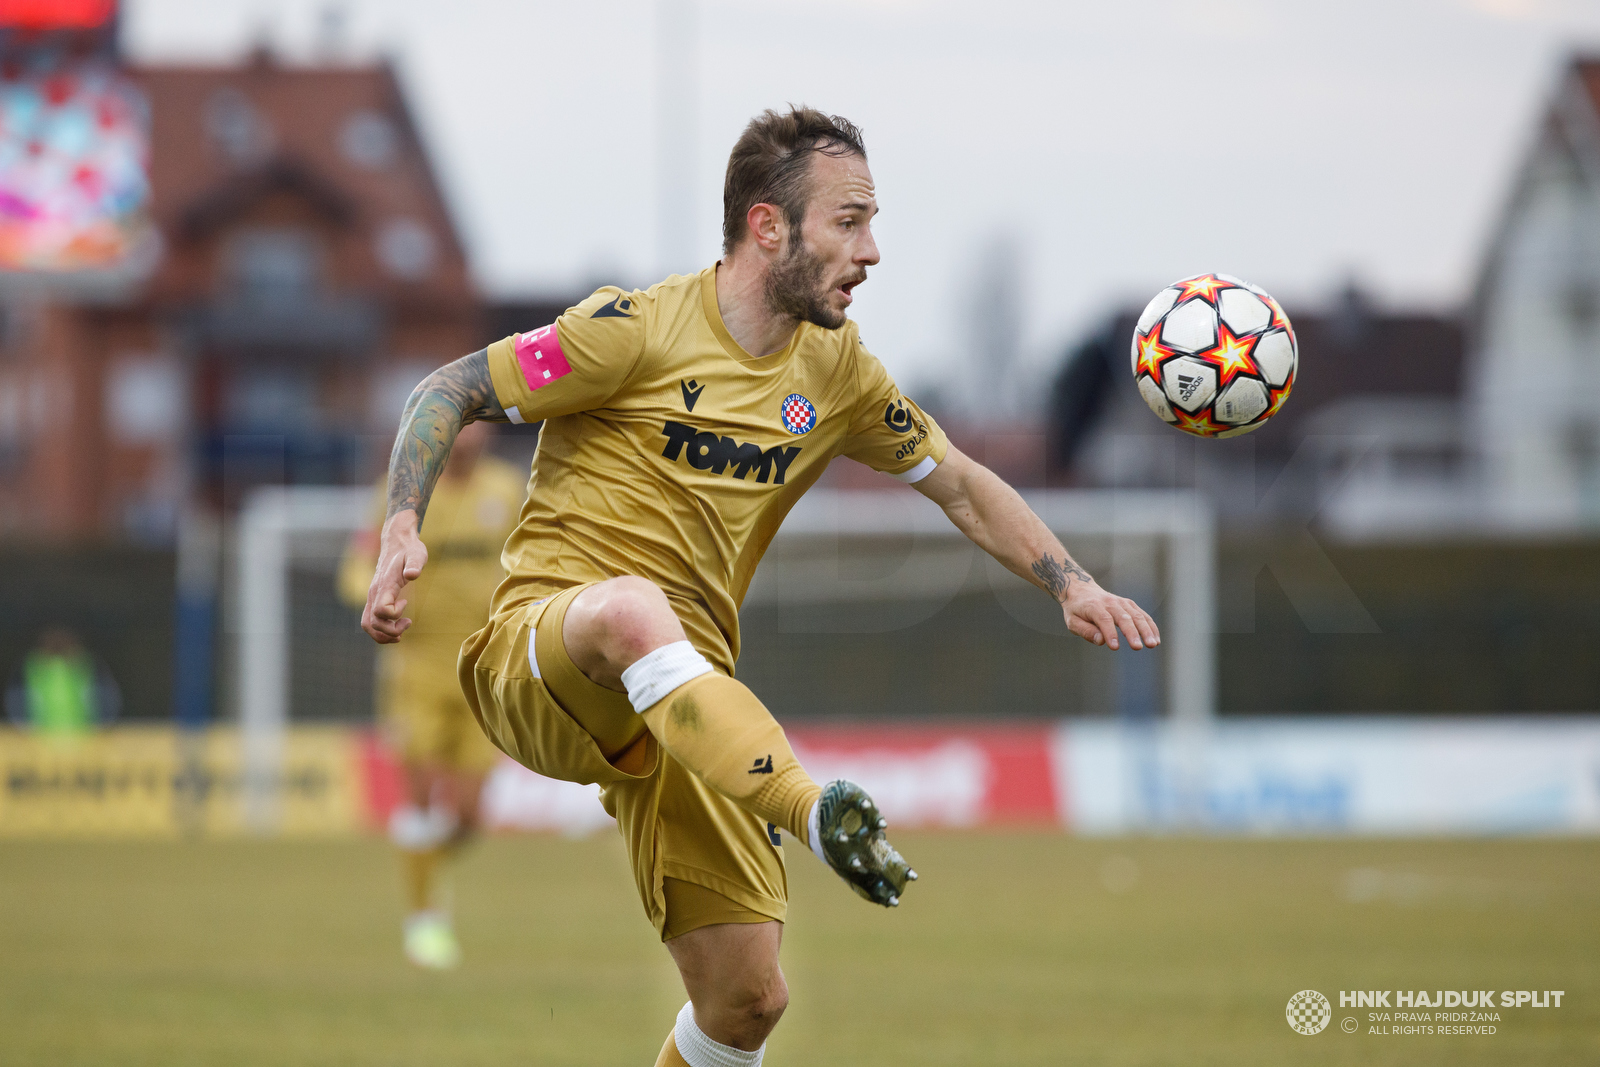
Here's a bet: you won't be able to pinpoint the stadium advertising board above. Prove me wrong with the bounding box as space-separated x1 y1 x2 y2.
1058 719 1600 835
397 723 1061 837
0 725 361 836
5 719 1600 837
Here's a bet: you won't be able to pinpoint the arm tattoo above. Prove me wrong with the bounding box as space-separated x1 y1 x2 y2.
384 348 508 524
1030 553 1092 602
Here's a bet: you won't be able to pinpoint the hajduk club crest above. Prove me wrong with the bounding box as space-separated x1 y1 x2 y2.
780 393 817 435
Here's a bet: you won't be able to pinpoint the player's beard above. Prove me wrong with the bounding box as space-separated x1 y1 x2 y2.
764 235 851 330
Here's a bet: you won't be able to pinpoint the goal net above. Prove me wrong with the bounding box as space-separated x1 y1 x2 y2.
228 485 1215 832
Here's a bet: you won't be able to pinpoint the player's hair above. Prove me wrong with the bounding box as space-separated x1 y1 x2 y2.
722 106 867 254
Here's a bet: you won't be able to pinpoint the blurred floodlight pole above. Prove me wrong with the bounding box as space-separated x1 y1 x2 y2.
656 0 698 276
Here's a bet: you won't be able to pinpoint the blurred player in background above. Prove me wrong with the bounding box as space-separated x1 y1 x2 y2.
339 421 524 969
4 627 120 736
363 108 1158 1064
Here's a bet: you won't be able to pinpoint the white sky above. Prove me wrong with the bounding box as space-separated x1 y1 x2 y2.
124 0 1600 396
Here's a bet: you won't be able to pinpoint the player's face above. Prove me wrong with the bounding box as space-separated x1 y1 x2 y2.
765 151 879 330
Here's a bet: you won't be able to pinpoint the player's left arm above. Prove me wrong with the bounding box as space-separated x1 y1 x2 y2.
912 446 1160 650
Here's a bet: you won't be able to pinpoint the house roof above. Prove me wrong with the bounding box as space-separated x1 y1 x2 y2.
1251 303 1463 450
129 54 473 308
1469 55 1600 323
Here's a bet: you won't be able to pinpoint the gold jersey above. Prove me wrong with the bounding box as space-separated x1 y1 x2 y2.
339 454 527 637
486 265 948 672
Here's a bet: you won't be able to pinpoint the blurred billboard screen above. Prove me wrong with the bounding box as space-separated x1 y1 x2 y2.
0 0 115 30
0 0 149 273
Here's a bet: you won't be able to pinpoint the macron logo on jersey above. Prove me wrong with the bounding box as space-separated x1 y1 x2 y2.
513 325 572 392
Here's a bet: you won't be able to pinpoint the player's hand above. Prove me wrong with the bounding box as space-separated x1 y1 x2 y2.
362 510 427 644
1062 580 1160 651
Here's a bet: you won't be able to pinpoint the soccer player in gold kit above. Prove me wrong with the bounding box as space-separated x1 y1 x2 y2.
340 422 524 968
363 108 1159 1065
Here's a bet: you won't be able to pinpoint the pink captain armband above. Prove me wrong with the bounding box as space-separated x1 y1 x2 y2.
505 325 572 422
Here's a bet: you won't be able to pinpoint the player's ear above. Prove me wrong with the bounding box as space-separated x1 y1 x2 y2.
747 202 784 253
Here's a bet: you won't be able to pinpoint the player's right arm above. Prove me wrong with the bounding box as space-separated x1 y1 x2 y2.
363 349 507 644
362 288 645 644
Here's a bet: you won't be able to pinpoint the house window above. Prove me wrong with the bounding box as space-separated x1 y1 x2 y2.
225 228 324 300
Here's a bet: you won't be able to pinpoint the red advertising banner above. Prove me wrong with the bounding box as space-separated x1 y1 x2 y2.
356 723 1059 834
354 722 1061 835
789 722 1058 828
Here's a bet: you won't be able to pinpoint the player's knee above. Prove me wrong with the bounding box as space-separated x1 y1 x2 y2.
729 969 788 1039
702 994 784 1049
753 979 788 1026
583 576 679 662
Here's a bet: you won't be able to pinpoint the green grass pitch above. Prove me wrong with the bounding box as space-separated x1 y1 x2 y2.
3 833 1596 1065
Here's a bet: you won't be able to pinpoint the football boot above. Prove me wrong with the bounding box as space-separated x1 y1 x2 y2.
815 778 918 907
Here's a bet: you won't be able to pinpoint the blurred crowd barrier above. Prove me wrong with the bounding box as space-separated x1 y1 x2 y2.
3 719 1599 838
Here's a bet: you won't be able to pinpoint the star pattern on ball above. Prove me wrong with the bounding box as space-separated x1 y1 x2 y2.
1211 323 1257 386
1265 385 1291 420
1133 275 1294 439
1134 328 1170 381
1173 407 1222 437
1176 274 1227 304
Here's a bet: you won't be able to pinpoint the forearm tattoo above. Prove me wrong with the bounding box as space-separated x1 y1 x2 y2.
1031 553 1093 602
384 348 508 523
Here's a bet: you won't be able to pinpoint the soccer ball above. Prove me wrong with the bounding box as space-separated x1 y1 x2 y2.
1130 273 1297 437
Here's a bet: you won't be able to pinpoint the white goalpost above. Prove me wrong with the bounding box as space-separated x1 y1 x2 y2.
233 486 371 831
231 485 1215 833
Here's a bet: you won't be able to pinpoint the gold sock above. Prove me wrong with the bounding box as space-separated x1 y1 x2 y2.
640 672 822 845
401 847 443 914
653 1029 690 1067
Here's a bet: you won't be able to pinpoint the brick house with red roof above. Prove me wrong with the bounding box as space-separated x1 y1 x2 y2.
0 49 479 540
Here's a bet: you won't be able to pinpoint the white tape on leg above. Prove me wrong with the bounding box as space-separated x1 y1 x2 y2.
673 1001 764 1067
620 641 713 714
807 800 825 864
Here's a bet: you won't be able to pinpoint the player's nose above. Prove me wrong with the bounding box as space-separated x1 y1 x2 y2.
857 228 880 266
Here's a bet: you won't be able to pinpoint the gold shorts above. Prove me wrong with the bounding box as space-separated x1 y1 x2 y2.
458 583 785 939
378 635 502 775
